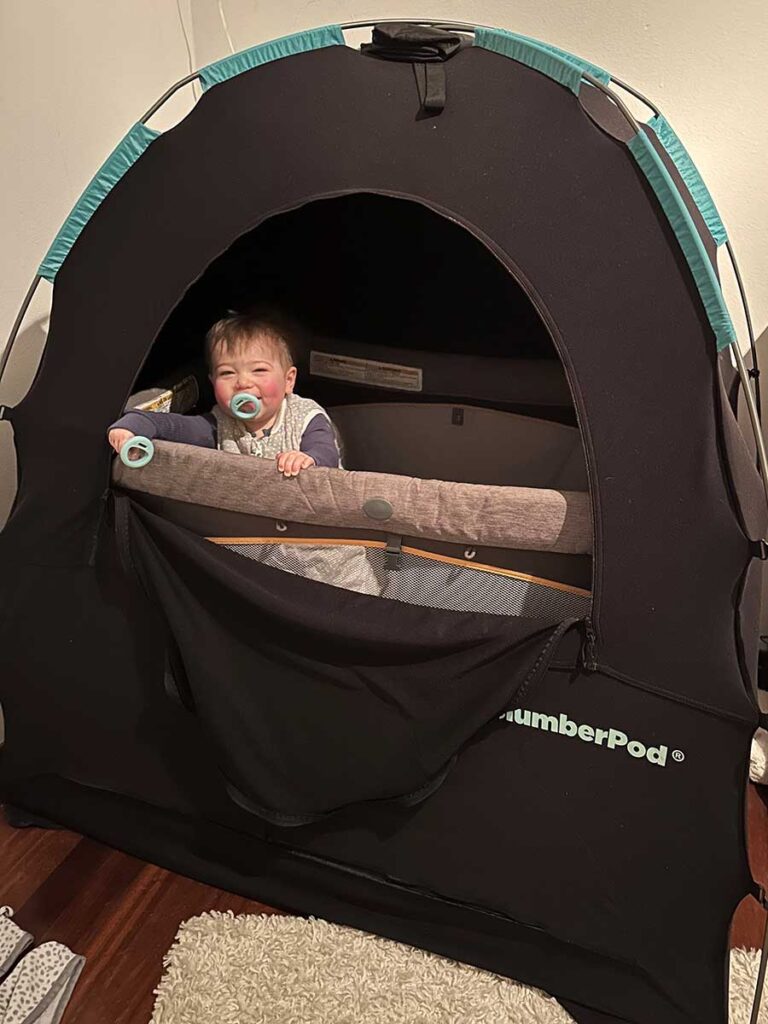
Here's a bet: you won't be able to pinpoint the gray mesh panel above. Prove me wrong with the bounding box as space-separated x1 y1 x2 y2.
221 542 591 619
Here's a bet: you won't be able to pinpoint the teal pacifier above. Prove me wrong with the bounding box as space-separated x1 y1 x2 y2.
120 435 155 468
231 392 262 420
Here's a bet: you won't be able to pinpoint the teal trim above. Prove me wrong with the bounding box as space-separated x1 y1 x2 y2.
628 131 735 351
518 33 610 85
474 27 610 94
199 25 345 90
38 123 159 282
475 28 582 94
648 114 727 246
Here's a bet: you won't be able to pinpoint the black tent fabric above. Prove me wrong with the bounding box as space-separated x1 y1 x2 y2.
117 497 575 826
0 25 766 1024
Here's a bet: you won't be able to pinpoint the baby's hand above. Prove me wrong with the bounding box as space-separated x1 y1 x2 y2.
108 428 135 454
276 451 316 477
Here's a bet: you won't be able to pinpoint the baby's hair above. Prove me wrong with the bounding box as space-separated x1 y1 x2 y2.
205 308 297 371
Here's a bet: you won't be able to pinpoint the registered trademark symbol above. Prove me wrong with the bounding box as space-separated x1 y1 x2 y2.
672 750 685 762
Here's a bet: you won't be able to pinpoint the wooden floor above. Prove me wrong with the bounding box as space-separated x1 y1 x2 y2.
2 787 768 1023
0 808 280 1024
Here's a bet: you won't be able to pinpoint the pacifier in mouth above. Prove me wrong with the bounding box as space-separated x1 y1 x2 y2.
230 392 262 420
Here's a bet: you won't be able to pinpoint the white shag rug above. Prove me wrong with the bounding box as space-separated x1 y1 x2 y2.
148 912 768 1024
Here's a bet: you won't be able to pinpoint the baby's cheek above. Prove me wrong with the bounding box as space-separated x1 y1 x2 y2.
261 378 285 400
212 380 232 406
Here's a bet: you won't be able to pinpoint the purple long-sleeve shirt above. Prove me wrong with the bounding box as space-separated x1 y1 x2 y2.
109 408 340 468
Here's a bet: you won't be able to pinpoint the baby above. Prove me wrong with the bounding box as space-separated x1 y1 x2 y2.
108 311 340 476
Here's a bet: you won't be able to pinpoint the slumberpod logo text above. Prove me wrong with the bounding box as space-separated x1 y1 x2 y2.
499 709 683 767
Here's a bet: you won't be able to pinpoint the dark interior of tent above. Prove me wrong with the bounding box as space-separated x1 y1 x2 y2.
123 191 594 608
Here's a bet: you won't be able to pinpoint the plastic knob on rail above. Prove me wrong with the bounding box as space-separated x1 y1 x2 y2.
231 392 262 419
120 435 155 468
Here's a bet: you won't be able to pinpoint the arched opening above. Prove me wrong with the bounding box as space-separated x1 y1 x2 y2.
125 193 593 605
135 192 584 481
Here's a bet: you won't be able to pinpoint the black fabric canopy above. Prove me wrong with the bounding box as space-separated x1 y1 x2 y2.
0 29 765 1024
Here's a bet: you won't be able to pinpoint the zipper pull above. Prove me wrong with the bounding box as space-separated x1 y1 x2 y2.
581 616 598 672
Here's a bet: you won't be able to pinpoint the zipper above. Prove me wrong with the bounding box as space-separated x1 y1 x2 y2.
581 615 598 672
432 196 601 629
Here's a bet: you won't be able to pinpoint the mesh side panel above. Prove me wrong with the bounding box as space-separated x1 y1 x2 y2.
221 542 592 619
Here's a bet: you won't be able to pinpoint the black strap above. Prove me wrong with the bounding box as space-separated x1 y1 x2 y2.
384 533 403 570
226 782 323 827
0 404 13 422
752 539 768 560
413 62 446 114
113 492 137 582
226 753 460 828
362 22 461 116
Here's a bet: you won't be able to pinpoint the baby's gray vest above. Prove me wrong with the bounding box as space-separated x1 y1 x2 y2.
213 394 329 458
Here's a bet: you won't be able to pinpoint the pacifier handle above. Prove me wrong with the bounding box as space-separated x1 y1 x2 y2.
231 392 262 420
120 435 155 468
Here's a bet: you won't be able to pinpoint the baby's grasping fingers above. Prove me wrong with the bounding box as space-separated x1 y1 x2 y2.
276 450 316 477
108 428 135 454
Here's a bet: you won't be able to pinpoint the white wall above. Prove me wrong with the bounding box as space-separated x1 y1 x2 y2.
0 0 197 519
1 1 767 521
0 1 197 343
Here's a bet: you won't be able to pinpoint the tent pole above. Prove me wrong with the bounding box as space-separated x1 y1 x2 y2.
0 69 200 393
139 72 200 124
725 240 761 423
732 339 768 510
341 19 477 31
0 275 42 392
607 75 660 117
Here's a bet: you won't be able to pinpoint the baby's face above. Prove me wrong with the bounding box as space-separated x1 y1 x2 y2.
209 334 296 429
